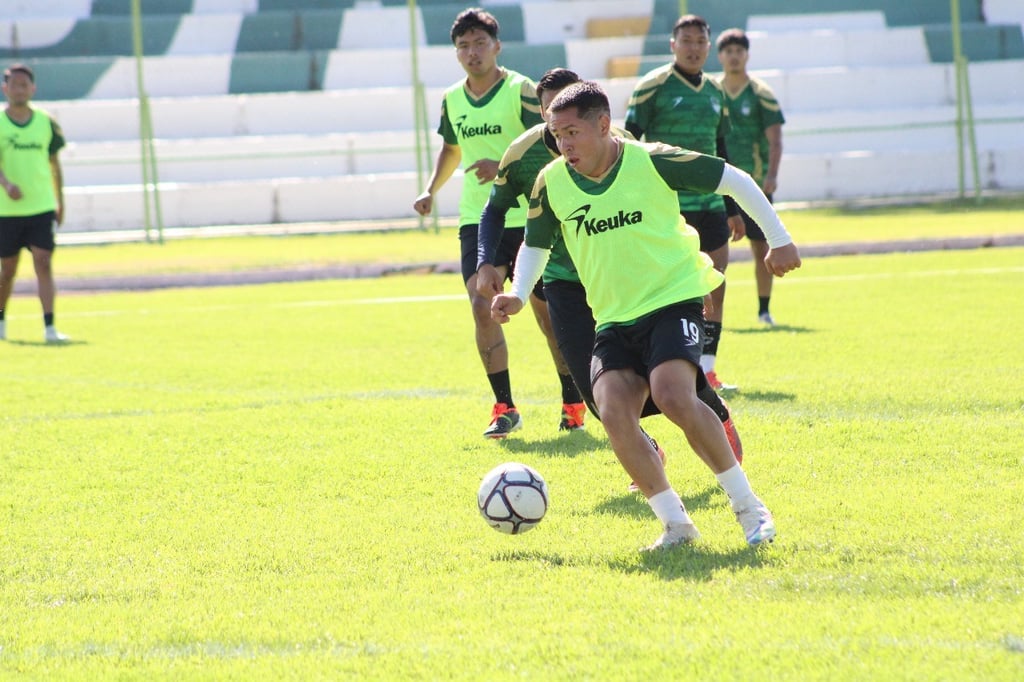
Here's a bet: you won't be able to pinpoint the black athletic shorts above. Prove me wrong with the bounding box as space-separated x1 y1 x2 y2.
740 193 773 242
0 211 57 258
459 224 543 298
544 279 597 408
591 301 705 388
682 210 730 253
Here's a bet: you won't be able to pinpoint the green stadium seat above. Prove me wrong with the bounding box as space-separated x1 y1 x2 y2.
420 4 525 46
924 22 1024 62
259 0 357 11
0 16 180 59
90 0 194 15
298 10 344 51
228 50 328 94
20 57 115 100
498 42 567 82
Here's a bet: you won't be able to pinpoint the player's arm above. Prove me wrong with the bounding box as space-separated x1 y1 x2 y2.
714 164 800 276
50 154 64 226
413 101 461 215
763 123 782 195
717 135 744 240
491 182 555 323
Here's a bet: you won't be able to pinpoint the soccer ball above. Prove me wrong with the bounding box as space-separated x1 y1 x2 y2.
477 462 548 535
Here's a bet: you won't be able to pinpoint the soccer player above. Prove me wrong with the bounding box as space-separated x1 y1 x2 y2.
477 68 744 488
0 63 68 344
717 28 786 326
412 9 583 438
492 81 801 550
625 14 740 391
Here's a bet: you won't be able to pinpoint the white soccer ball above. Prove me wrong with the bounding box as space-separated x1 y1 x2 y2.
477 462 548 534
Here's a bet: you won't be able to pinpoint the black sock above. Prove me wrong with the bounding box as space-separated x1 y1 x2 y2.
703 320 722 356
44 313 54 327
758 296 771 315
487 370 514 408
698 384 730 422
0 309 5 321
558 373 582 404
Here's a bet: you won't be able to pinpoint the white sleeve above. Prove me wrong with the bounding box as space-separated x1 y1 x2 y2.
715 164 793 248
509 244 550 304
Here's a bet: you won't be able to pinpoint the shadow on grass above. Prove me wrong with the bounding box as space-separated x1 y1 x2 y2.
593 485 720 518
729 323 813 335
621 542 776 580
492 430 606 458
729 389 797 403
5 339 85 347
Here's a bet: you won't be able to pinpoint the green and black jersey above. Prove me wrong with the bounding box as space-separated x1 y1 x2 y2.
526 140 725 327
439 69 542 227
722 77 784 184
0 108 64 217
624 63 729 213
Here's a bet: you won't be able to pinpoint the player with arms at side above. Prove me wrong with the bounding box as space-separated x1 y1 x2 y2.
625 14 741 391
718 28 786 326
478 68 743 490
412 9 583 437
493 81 801 549
0 63 68 343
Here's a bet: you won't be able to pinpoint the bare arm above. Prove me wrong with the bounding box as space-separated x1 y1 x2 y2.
413 143 461 216
763 123 782 196
51 154 64 226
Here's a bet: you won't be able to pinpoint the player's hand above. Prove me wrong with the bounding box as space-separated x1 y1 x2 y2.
466 159 499 184
727 214 746 241
765 242 802 277
491 293 524 323
762 175 778 195
702 293 715 317
476 264 503 297
55 203 64 226
413 191 433 216
3 182 22 200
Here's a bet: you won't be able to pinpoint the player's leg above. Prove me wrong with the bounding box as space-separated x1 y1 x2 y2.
744 209 775 326
592 324 700 549
527 284 585 431
460 225 520 438
688 210 735 390
26 212 66 343
645 302 773 545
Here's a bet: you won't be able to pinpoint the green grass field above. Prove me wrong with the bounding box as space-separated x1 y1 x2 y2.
49 195 1024 280
2 228 1022 678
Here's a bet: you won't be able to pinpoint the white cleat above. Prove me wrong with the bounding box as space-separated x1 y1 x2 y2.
734 498 776 546
758 312 776 327
44 326 69 344
642 521 701 552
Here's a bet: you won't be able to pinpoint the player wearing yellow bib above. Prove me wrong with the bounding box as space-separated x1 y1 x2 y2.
413 9 569 439
477 68 744 489
0 63 68 344
492 81 801 550
718 28 786 327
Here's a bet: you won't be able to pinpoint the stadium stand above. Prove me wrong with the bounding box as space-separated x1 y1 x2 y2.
2 0 1020 232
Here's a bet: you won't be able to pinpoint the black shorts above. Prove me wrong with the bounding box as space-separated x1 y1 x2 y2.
741 193 773 242
459 223 523 284
544 279 597 407
682 210 730 253
591 301 705 388
0 211 57 258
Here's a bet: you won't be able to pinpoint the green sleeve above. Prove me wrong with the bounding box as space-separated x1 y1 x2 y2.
489 159 524 212
649 146 726 195
438 99 457 146
524 182 559 250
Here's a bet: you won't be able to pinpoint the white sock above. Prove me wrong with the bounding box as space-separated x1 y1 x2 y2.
716 464 756 510
700 354 715 373
648 489 692 525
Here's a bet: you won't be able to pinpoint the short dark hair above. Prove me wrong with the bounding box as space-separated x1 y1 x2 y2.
673 14 710 38
4 63 34 83
716 28 749 52
536 68 580 100
450 8 499 44
548 80 609 121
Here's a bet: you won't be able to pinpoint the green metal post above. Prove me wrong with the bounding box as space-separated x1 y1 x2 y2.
131 0 164 242
950 0 981 202
408 0 437 232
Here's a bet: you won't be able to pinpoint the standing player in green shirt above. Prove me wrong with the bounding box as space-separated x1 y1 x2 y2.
625 14 741 391
492 81 801 550
718 28 786 326
0 63 68 344
412 9 579 438
477 68 744 490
